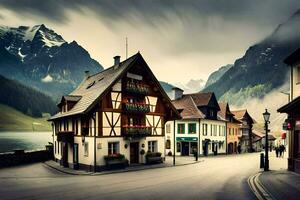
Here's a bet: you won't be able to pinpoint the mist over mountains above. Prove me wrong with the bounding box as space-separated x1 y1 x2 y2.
203 9 300 106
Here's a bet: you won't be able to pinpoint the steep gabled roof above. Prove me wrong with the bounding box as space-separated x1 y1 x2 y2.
232 109 255 123
172 95 204 119
284 48 300 65
50 52 180 120
217 102 240 122
218 102 228 120
172 92 219 119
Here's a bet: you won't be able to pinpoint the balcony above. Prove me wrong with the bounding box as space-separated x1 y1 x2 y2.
57 131 74 143
122 125 152 139
123 103 150 114
125 82 149 95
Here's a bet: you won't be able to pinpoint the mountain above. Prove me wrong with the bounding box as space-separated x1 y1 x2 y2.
205 64 232 88
203 9 300 106
0 74 57 117
174 79 206 94
0 24 103 100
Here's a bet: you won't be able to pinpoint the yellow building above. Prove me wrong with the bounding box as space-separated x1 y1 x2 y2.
218 102 241 154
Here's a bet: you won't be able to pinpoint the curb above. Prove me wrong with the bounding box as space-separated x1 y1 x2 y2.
44 160 203 176
248 172 275 200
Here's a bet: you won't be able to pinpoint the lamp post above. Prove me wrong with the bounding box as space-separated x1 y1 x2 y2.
263 109 270 171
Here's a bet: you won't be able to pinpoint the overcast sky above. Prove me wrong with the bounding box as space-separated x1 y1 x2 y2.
0 0 299 84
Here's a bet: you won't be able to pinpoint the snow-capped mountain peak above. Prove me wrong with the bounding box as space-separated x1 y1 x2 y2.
0 24 103 100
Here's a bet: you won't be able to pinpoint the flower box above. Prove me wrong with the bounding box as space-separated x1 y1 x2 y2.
104 154 129 169
145 152 163 164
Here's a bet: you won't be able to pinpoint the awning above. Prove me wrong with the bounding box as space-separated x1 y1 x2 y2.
176 137 198 142
57 131 74 143
278 96 300 113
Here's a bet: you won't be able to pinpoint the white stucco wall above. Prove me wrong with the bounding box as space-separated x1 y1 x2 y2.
165 119 226 156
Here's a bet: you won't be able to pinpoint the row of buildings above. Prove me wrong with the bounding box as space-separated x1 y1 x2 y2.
49 53 257 171
165 88 255 157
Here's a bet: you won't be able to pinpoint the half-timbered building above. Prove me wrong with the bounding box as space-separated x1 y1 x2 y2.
49 53 180 171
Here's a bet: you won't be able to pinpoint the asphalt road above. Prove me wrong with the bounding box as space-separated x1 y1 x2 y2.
0 153 269 200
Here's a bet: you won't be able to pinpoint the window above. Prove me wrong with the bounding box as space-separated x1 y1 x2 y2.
188 123 196 134
203 124 208 136
210 124 213 136
54 141 56 154
210 110 214 117
213 125 217 136
166 140 171 149
176 142 181 152
297 67 300 83
64 120 68 131
84 142 89 157
108 142 119 155
177 123 185 134
148 141 157 152
166 124 171 134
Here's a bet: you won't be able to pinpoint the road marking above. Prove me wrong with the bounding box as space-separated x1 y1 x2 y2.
248 172 275 200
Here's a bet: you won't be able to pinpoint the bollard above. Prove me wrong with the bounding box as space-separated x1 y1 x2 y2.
260 153 265 169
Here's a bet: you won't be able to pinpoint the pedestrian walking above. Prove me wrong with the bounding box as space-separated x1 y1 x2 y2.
193 148 198 161
279 145 283 157
280 145 286 158
275 146 279 158
237 144 241 154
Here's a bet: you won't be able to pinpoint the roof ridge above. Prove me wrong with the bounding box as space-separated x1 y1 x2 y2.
88 52 140 79
189 95 204 117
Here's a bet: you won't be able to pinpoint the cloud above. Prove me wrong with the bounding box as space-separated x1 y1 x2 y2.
1 1 300 53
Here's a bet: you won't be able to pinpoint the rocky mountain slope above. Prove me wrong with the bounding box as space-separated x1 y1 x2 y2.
205 64 232 88
203 9 300 106
0 24 103 100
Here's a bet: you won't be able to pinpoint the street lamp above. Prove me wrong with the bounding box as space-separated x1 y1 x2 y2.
263 109 270 171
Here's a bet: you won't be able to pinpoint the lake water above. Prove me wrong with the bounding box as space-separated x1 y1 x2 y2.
0 131 52 153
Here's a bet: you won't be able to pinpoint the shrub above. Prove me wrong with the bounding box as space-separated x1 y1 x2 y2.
145 152 162 158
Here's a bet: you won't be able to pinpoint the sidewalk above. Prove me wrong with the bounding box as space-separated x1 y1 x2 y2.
248 153 300 200
44 156 202 176
259 170 300 200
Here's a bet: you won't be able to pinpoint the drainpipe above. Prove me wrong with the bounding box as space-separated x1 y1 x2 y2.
225 121 227 155
92 113 97 172
173 120 176 166
198 119 201 156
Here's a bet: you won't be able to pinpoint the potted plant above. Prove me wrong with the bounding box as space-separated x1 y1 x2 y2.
145 151 163 164
104 154 128 169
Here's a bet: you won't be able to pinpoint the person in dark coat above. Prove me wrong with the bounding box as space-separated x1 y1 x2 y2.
237 144 241 154
279 145 283 157
275 146 279 158
193 148 198 161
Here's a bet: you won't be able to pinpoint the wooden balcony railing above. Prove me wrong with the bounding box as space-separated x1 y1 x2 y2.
123 102 150 113
125 82 149 95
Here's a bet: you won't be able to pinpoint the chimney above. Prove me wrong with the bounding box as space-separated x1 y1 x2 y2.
84 70 90 78
114 55 121 69
171 87 184 100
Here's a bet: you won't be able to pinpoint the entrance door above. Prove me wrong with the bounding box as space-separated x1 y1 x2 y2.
203 142 209 156
181 142 189 156
130 142 139 164
73 143 79 170
62 142 68 167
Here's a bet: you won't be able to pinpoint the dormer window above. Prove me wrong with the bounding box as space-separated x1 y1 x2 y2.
210 110 214 117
